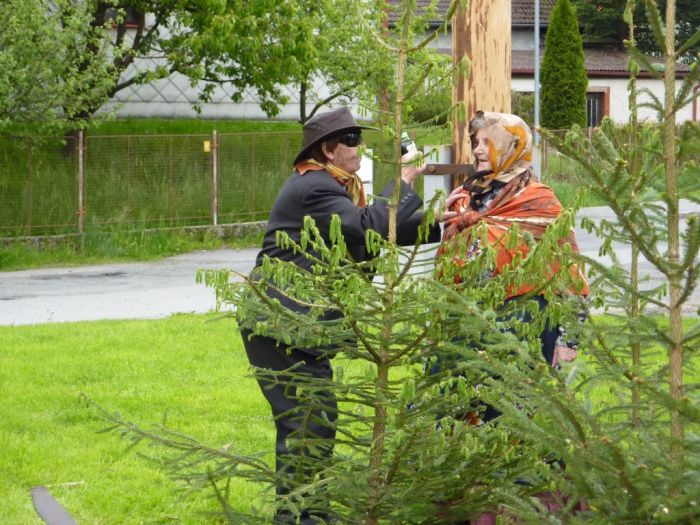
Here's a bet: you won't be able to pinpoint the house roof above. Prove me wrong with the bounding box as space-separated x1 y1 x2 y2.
512 0 556 26
511 47 691 77
386 0 555 27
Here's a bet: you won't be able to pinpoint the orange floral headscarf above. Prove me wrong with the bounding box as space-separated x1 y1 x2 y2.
466 111 534 192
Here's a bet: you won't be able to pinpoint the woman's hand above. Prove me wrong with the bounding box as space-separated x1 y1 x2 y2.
434 186 465 223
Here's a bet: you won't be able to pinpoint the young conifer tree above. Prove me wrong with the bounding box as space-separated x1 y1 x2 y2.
528 0 700 520
88 1 596 523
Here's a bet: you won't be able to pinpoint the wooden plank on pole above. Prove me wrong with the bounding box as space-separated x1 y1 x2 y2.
451 0 511 185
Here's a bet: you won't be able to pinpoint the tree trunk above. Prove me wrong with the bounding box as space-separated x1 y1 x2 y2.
451 0 511 186
299 81 308 124
631 244 641 426
663 0 684 494
364 16 410 523
627 15 641 427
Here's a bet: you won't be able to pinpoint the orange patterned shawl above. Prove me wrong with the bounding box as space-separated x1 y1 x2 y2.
438 111 588 299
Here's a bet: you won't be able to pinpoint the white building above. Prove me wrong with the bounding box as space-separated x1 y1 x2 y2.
419 0 695 126
106 0 697 124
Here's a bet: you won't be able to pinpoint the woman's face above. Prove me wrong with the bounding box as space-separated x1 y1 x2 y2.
472 128 492 172
323 140 362 174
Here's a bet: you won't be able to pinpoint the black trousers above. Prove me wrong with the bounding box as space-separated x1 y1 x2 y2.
241 329 337 524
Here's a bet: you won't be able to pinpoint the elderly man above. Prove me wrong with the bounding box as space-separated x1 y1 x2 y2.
239 106 443 524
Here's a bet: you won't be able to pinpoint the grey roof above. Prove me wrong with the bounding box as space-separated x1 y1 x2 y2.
511 47 691 76
512 0 556 26
386 0 555 27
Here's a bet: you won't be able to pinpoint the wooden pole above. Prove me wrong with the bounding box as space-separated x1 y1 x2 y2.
451 0 511 185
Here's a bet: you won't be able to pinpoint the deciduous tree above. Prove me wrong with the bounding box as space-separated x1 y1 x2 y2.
0 0 112 133
1 0 389 130
572 0 700 62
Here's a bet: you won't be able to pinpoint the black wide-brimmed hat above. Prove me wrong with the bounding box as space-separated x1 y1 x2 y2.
293 106 374 165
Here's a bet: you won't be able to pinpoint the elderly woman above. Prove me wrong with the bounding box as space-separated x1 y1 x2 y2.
436 111 590 524
439 110 588 380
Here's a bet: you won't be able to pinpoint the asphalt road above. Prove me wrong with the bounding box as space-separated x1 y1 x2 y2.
1 202 698 326
0 248 258 325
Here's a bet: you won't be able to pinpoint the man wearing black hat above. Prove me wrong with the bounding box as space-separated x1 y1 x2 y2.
240 106 442 524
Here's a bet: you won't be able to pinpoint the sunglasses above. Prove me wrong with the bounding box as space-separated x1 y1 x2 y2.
337 132 362 147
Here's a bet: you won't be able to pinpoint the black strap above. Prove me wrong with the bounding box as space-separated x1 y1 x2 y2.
31 486 78 525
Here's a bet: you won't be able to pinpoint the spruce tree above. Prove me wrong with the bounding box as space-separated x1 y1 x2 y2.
541 0 588 129
82 0 700 522
533 0 700 520
84 1 593 523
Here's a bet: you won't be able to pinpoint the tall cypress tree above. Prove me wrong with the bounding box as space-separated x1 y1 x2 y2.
541 0 588 129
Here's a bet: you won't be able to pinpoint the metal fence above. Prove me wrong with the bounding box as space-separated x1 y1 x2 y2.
0 130 402 238
0 131 305 236
1 128 590 238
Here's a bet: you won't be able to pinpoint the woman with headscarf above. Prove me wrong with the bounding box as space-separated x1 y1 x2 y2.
436 110 590 525
439 110 589 382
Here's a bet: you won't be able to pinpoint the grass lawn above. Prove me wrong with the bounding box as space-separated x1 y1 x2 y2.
0 230 263 272
3 312 696 523
0 313 273 524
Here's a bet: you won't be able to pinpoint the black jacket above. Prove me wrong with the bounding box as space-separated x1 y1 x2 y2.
254 168 441 313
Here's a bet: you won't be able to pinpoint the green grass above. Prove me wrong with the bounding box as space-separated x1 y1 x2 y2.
0 229 263 271
86 118 302 135
2 312 697 523
0 314 274 524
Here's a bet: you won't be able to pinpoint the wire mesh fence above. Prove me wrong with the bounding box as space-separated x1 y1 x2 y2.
0 129 407 238
0 131 308 237
0 136 79 236
0 128 582 238
84 134 215 229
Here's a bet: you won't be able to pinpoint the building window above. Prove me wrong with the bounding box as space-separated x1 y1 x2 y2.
586 92 604 128
586 87 611 128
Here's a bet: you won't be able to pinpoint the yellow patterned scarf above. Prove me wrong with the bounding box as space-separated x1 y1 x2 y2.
466 111 534 193
296 159 367 208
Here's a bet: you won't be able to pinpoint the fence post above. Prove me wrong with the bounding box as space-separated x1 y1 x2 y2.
212 130 219 226
77 130 85 236
251 134 256 220
541 136 548 177
27 140 33 235
168 137 174 226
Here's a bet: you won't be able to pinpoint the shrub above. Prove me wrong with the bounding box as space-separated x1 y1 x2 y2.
541 0 588 129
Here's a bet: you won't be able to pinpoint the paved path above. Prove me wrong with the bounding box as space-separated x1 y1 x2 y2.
576 202 699 313
1 202 698 326
0 249 257 325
